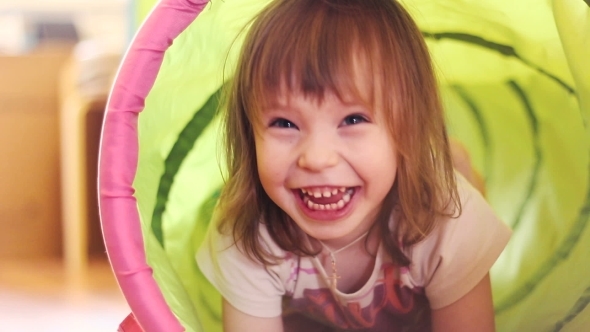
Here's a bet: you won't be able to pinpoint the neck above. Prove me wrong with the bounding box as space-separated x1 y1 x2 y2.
318 230 370 255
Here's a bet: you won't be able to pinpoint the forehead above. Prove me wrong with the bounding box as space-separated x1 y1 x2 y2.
259 50 381 111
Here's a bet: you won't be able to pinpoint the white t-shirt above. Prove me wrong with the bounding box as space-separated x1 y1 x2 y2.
196 177 511 331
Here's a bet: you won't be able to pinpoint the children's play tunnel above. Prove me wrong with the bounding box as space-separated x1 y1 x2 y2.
99 0 590 330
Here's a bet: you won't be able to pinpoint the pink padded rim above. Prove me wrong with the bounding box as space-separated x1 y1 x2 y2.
98 0 210 331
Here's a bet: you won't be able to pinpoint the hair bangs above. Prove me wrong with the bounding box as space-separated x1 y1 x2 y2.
243 0 393 121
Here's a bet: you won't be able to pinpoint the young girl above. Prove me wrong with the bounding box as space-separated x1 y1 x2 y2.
197 0 511 331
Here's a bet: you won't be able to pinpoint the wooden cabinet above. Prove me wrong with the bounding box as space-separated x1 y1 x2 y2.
0 46 71 258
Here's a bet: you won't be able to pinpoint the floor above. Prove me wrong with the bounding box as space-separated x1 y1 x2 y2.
0 258 130 332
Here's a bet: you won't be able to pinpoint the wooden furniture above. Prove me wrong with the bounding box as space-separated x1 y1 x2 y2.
59 50 119 282
0 46 71 259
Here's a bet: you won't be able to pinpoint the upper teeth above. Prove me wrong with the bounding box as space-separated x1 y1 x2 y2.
301 187 346 198
302 189 353 211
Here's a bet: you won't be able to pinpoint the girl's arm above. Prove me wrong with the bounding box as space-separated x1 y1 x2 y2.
431 273 496 332
223 298 284 332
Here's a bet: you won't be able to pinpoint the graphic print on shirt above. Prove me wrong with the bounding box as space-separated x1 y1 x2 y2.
284 264 431 331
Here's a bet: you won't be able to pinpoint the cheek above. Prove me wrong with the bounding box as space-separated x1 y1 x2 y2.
372 154 397 183
363 136 398 190
255 139 286 188
256 156 276 203
355 132 396 165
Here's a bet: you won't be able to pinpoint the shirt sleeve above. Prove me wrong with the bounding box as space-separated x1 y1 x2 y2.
407 174 512 309
196 222 288 318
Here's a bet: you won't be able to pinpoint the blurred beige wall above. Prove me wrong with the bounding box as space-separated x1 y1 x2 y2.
0 0 129 54
0 0 127 261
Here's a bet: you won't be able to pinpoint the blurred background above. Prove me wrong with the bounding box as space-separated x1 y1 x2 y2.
0 0 133 330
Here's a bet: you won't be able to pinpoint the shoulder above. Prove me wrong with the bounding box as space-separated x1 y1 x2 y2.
196 221 293 317
198 221 288 262
418 173 511 253
405 173 512 309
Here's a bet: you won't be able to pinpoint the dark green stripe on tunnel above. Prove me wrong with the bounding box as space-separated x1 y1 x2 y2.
496 151 590 315
151 88 222 247
422 31 576 95
506 80 542 231
451 85 492 180
552 284 590 331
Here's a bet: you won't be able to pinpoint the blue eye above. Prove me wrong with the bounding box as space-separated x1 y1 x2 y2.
270 118 298 129
342 114 368 126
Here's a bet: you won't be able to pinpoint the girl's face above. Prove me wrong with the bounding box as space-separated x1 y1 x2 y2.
254 91 397 249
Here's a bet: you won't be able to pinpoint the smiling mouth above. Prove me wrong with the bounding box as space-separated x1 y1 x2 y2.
298 187 355 211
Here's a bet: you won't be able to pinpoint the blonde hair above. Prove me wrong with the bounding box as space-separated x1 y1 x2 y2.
217 0 460 266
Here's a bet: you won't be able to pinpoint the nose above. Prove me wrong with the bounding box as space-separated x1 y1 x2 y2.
297 133 339 172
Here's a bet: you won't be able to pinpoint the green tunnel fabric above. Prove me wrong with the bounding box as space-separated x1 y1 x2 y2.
130 0 589 331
